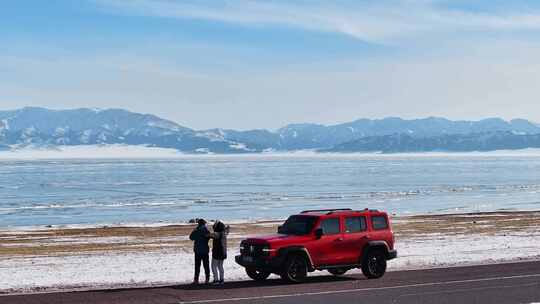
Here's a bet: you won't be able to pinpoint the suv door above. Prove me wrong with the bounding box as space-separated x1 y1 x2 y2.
312 216 345 266
369 214 391 247
341 215 369 264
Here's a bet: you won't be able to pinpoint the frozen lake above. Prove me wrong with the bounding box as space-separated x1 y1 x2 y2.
2 153 540 227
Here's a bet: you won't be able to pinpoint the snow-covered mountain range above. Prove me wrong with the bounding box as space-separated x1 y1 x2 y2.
0 107 254 153
1 107 540 153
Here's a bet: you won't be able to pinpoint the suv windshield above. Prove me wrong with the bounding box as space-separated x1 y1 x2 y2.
279 215 317 235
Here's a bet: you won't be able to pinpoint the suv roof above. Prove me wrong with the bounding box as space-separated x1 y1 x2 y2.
300 208 383 216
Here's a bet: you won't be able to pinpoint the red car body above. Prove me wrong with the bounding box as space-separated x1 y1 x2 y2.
236 208 397 282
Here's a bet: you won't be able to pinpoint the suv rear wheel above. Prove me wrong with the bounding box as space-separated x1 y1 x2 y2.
281 255 308 283
246 268 271 281
361 249 387 279
328 268 348 276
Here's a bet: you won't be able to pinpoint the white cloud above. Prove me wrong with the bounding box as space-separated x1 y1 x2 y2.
93 0 540 44
4 1 540 129
3 40 540 130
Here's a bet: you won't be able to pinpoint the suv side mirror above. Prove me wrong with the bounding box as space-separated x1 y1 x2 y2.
315 228 323 239
277 225 284 234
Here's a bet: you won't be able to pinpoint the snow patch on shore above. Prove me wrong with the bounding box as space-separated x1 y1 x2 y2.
2 230 540 294
2 145 540 161
394 230 540 269
0 145 184 160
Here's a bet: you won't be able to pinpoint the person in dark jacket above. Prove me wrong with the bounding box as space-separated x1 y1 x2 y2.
189 219 210 284
210 221 229 285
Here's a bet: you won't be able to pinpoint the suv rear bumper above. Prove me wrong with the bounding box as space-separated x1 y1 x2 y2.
388 249 397 260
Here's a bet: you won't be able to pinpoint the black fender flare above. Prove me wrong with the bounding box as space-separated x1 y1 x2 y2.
277 246 315 271
360 241 391 263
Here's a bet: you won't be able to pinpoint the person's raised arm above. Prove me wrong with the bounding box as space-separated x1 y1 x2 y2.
199 226 210 238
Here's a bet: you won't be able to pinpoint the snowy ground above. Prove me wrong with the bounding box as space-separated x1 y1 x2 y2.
0 145 185 160
2 212 540 294
2 144 540 160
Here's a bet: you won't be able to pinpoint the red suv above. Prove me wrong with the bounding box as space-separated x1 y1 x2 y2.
235 208 397 283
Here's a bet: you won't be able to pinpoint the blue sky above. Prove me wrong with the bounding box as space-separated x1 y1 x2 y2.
2 0 540 129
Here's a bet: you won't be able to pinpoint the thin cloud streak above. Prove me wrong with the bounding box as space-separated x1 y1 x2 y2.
94 0 540 44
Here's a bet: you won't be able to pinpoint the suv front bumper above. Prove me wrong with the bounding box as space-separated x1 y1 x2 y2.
235 254 284 270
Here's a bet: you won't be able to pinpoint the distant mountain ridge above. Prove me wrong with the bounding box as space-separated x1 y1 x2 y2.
0 107 253 153
1 107 540 154
324 131 540 153
205 116 540 151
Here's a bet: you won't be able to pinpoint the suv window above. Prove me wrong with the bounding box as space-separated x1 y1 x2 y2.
345 216 367 233
280 215 317 235
320 218 340 235
372 216 388 230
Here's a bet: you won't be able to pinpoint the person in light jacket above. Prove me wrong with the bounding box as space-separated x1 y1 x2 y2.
189 219 210 284
210 221 229 285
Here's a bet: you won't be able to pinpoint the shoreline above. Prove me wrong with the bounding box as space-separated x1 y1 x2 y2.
2 210 540 294
2 144 540 161
2 210 540 256
2 209 539 232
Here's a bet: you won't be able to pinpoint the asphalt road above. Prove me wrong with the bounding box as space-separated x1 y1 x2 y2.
2 261 540 304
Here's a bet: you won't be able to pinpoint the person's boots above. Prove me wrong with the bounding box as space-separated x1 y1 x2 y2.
192 277 199 285
205 275 210 284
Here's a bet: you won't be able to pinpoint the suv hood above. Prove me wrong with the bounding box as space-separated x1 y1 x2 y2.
245 234 313 246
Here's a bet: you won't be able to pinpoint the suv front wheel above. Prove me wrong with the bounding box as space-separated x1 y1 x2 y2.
246 268 271 281
281 255 308 283
361 249 387 279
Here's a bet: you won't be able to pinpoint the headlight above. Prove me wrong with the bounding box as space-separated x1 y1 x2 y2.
261 244 276 256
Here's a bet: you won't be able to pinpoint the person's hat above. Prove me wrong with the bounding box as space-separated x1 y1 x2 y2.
197 218 207 225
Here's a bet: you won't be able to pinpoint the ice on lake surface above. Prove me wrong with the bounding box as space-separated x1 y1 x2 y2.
1 153 540 227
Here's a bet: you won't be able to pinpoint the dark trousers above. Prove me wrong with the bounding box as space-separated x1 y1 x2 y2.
194 253 210 282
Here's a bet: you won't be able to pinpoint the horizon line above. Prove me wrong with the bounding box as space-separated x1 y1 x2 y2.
1 106 539 131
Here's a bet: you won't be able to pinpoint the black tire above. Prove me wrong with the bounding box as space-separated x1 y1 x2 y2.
361 249 387 279
246 268 271 281
328 268 348 276
280 255 308 283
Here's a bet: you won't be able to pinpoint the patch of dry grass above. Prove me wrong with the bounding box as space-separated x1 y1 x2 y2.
1 211 539 257
394 211 540 238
